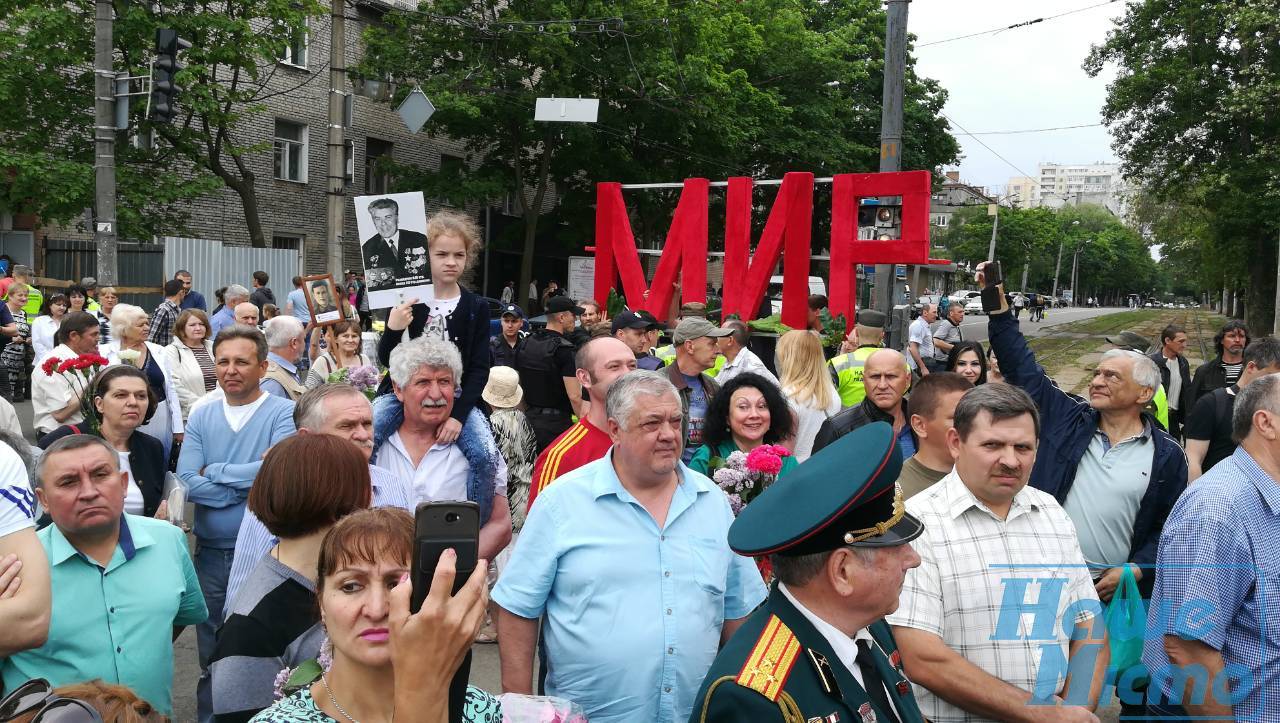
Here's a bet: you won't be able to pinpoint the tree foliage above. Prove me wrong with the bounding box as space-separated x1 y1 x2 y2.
1085 0 1280 326
0 0 320 246
360 0 960 300
941 203 1158 302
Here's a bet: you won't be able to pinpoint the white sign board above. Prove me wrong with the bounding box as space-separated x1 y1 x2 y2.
567 256 595 303
535 97 599 123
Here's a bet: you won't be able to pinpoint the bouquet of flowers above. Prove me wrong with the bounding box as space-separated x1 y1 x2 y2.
41 352 110 399
326 364 381 400
711 444 792 515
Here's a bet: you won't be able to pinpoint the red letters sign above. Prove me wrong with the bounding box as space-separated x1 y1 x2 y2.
593 170 946 329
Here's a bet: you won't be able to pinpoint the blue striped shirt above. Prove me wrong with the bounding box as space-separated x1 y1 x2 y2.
1143 446 1280 720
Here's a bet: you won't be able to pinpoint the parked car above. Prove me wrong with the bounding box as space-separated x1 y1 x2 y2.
767 275 828 316
911 294 943 319
964 296 985 315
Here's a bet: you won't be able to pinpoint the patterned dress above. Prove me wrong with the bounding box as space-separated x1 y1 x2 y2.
249 686 501 722
489 407 536 532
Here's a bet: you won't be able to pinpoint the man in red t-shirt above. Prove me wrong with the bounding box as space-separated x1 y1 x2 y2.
527 337 638 511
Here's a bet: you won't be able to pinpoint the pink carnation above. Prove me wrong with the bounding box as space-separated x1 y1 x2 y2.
745 446 783 476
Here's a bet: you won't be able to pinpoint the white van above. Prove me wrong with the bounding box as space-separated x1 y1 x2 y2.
767 275 828 316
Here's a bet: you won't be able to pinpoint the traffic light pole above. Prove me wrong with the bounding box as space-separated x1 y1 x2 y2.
93 0 118 285
876 0 908 331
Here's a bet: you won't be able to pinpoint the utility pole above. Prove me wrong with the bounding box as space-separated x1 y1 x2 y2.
1273 229 1280 335
874 0 909 320
1051 239 1064 299
986 202 999 261
325 0 347 279
93 0 118 285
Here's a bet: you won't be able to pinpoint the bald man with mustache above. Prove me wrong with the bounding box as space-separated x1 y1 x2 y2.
811 348 917 460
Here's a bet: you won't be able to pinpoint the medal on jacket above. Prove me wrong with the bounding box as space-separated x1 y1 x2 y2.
858 702 877 723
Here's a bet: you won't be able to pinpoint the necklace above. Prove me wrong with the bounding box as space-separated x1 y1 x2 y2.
320 674 391 723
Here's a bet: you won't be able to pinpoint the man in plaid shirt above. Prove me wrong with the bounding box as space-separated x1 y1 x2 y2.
888 384 1106 723
148 279 186 346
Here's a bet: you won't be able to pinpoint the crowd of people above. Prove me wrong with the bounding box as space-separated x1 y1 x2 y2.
0 236 1277 723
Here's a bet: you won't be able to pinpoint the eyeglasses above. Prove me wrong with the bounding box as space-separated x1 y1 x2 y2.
0 679 103 722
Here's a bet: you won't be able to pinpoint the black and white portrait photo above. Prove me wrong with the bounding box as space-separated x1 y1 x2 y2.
353 191 432 308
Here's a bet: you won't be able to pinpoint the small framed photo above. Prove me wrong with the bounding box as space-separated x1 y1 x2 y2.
303 274 343 326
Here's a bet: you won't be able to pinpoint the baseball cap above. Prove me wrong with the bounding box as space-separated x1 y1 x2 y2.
611 309 662 334
545 296 586 315
673 317 733 344
501 304 525 319
80 276 97 289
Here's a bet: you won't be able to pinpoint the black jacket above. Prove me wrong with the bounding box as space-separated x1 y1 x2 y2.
376 286 492 424
811 396 914 455
1188 356 1233 407
38 425 168 517
1148 350 1193 413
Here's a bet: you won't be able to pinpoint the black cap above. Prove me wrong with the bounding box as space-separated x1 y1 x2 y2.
611 309 662 334
856 309 887 327
501 304 525 319
728 422 924 556
546 296 586 315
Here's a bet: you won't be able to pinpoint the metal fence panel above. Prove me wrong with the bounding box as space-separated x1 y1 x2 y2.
162 237 301 312
42 239 166 310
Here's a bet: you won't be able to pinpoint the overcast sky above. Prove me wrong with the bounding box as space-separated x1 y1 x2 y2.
907 0 1132 194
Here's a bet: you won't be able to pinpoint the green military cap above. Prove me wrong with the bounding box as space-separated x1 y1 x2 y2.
856 309 887 327
729 422 923 557
1106 330 1152 352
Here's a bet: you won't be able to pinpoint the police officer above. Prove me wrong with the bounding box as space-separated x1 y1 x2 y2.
612 309 664 370
490 303 527 368
516 295 583 452
690 422 927 723
828 309 887 408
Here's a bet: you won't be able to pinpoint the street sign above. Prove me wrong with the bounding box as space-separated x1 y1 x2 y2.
535 97 599 123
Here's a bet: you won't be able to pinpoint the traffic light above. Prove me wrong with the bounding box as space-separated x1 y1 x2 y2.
873 203 902 240
150 28 191 123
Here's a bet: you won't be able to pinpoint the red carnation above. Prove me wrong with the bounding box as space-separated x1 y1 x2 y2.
57 359 76 374
41 357 61 376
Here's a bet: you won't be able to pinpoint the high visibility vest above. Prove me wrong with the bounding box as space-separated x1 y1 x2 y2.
1153 383 1168 430
829 346 879 407
656 344 676 366
706 354 727 377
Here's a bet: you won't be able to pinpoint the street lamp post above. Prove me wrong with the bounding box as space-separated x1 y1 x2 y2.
1069 238 1092 308
1052 220 1080 303
985 192 1020 261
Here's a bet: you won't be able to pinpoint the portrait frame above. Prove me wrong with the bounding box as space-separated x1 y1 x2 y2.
302 274 344 326
353 191 433 309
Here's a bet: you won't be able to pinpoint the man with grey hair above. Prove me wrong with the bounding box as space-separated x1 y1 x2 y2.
260 315 306 401
1184 336 1280 480
223 384 415 613
494 369 765 723
210 283 251 338
715 318 779 387
982 261 1186 607
1141 373 1280 721
371 335 511 561
891 384 1106 722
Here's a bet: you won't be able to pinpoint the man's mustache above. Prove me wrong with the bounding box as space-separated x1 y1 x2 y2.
421 397 448 408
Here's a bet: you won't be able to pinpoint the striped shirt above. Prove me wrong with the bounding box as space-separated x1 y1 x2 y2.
526 418 612 512
888 470 1099 722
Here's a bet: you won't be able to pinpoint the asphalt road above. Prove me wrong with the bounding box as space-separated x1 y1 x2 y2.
954 305 1126 343
16 303 1133 721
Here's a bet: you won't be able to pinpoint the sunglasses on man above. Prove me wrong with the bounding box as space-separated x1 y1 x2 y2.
0 679 103 722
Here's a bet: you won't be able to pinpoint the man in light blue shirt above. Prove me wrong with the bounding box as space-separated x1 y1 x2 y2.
223 384 415 613
494 370 766 723
209 284 250 339
2 435 207 716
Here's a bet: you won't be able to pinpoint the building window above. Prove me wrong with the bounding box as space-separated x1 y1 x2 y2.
272 234 302 251
278 22 308 67
932 214 949 227
274 119 307 183
366 137 393 194
345 139 355 185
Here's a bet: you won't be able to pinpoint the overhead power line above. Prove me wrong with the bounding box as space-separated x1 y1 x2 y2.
953 123 1104 136
918 0 1123 48
941 112 1043 187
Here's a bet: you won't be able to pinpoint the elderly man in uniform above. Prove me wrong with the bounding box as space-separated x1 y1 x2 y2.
691 422 927 723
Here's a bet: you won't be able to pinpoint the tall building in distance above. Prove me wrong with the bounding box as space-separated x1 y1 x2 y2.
1007 162 1131 220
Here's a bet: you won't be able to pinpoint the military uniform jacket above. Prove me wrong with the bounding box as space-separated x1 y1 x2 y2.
691 584 925 723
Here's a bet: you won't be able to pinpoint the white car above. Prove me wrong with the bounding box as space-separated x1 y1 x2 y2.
964 297 985 315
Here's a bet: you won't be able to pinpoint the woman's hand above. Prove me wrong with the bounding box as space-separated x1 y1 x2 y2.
387 299 418 332
436 417 462 445
0 553 23 599
389 549 488 722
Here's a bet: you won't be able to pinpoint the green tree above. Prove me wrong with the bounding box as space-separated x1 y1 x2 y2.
360 0 960 301
0 0 321 247
1085 0 1280 327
